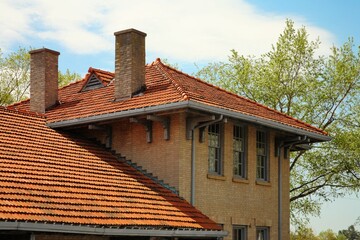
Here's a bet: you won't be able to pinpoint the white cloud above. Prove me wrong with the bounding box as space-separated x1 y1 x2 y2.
0 0 336 61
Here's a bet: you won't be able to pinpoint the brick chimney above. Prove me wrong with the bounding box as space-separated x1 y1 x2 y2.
29 48 60 113
114 29 147 100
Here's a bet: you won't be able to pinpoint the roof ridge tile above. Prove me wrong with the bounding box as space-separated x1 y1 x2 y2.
153 59 189 100
154 59 327 135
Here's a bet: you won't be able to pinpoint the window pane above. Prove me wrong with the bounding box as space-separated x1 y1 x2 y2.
234 152 239 175
233 125 246 178
209 148 216 172
256 130 268 180
208 123 221 174
233 226 246 240
257 227 269 240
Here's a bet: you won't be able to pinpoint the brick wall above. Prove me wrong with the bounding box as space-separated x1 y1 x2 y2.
191 121 290 240
84 112 290 240
110 113 186 192
34 233 108 240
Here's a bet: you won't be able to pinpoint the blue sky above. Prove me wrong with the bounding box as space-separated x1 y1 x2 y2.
1 0 360 233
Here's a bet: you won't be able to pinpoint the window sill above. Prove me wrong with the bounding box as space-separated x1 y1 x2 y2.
256 180 271 187
207 174 226 181
232 177 249 184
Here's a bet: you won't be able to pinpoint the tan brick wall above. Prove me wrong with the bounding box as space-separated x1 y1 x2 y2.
110 113 186 192
190 121 290 240
34 233 108 240
85 112 290 240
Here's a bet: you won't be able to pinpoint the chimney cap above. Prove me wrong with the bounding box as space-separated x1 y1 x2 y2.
29 48 60 56
114 28 147 37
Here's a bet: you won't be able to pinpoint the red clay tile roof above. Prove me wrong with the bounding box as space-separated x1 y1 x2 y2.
0 106 221 231
9 59 327 136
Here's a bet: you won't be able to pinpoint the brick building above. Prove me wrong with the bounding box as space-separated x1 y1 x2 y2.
1 29 331 240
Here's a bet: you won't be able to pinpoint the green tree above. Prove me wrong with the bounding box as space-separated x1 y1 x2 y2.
291 226 319 240
339 225 360 240
318 229 346 240
0 47 31 105
58 69 81 87
196 19 360 223
0 47 80 106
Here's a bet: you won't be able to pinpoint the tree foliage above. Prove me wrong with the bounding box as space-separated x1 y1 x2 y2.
0 47 80 106
291 226 347 240
58 68 81 87
339 225 360 240
0 47 31 105
196 19 360 223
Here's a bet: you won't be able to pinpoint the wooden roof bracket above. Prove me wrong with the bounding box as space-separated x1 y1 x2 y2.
130 118 152 143
147 115 170 140
186 115 216 140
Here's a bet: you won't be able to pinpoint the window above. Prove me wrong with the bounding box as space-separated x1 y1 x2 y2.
233 225 247 240
208 123 222 174
256 227 269 240
233 125 246 178
256 130 268 181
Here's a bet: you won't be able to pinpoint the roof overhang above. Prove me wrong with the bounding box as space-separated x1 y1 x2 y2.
0 221 227 238
47 100 331 142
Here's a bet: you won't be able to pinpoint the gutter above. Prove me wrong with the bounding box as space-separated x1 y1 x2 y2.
47 100 331 142
0 222 227 238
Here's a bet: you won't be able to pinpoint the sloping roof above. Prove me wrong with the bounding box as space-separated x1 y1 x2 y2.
0 107 221 232
9 59 328 138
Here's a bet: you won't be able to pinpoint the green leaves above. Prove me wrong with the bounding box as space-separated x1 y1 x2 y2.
58 69 81 87
0 47 31 105
0 47 80 106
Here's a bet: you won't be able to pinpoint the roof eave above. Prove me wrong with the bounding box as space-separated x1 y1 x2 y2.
0 221 227 238
187 101 332 142
47 100 331 142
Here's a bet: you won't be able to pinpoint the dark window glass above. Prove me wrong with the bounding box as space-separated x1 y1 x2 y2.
256 130 268 181
233 125 246 178
208 124 221 174
256 227 269 240
233 225 247 240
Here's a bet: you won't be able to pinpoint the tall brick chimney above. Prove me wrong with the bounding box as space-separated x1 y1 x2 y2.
114 29 147 100
29 48 60 113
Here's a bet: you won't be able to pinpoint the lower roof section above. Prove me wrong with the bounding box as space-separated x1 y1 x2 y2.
0 107 222 233
0 221 227 238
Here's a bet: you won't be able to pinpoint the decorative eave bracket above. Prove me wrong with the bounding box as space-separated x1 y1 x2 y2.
130 118 153 143
186 115 215 140
147 115 170 140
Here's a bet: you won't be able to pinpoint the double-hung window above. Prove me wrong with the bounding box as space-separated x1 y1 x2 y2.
256 227 269 240
233 225 247 240
233 125 246 178
256 130 268 181
208 123 222 174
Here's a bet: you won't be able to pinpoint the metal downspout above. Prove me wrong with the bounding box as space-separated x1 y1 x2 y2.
191 129 196 205
278 143 283 240
190 115 224 205
278 136 309 240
